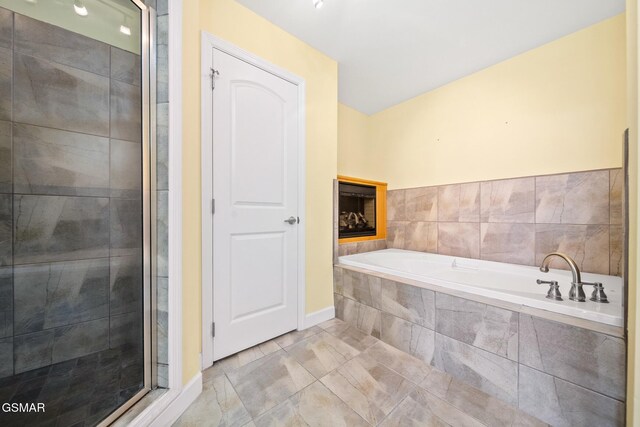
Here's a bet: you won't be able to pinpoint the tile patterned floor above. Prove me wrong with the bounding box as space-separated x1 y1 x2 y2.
175 319 548 427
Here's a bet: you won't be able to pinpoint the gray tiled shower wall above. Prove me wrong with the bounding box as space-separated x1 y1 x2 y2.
146 0 170 389
333 267 626 427
385 168 623 276
0 9 146 379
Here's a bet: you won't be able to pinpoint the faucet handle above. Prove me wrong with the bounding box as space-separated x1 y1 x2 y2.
583 281 609 304
537 279 563 301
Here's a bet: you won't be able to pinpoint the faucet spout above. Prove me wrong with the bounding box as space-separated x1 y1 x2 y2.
539 252 585 302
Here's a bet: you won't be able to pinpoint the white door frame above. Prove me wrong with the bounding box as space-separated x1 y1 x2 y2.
200 32 307 369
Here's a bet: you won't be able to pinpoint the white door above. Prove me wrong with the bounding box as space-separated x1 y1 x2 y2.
211 48 300 361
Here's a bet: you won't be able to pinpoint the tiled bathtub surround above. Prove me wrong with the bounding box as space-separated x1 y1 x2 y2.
334 266 626 426
0 3 145 400
387 168 623 275
338 238 386 257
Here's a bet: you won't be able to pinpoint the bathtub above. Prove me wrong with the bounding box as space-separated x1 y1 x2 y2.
338 249 623 327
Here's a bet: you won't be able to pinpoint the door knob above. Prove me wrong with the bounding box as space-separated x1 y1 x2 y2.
284 216 297 225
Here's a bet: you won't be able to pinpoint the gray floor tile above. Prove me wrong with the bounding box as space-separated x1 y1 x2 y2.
379 387 484 427
253 381 368 427
273 326 322 348
323 324 377 352
0 46 10 122
174 374 251 427
226 350 315 418
363 340 433 384
320 353 414 425
284 331 360 379
203 340 282 384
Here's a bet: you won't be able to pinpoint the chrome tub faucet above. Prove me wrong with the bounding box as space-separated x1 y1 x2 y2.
539 252 585 302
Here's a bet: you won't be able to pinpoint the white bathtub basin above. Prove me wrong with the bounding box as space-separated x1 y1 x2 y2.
338 249 623 327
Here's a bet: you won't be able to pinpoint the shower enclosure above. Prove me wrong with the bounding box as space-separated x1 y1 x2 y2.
0 0 155 425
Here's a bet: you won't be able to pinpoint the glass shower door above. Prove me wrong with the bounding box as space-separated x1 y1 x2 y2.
0 0 152 425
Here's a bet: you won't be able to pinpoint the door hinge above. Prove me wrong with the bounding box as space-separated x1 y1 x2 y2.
210 68 219 90
211 322 216 338
212 198 215 214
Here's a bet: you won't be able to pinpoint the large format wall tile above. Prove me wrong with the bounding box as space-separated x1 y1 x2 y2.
535 224 609 274
0 7 12 49
14 195 109 264
380 312 435 365
535 170 610 224
14 259 109 335
386 220 406 249
480 177 535 223
438 182 480 222
610 169 623 225
333 266 343 294
0 46 11 121
110 139 142 198
111 47 141 87
480 223 535 265
157 278 168 365
157 45 169 104
404 222 437 252
110 198 143 257
110 312 142 350
0 194 10 266
51 318 109 364
110 80 142 143
380 280 435 328
0 120 10 192
157 190 168 276
437 222 480 258
519 314 625 401
387 190 406 220
342 269 381 308
13 329 53 373
519 365 624 427
338 239 386 256
0 337 11 378
13 124 110 196
432 333 518 405
14 14 110 76
0 267 11 339
435 294 518 361
337 295 381 338
157 102 169 191
110 255 143 316
610 225 623 276
14 53 110 137
405 187 437 221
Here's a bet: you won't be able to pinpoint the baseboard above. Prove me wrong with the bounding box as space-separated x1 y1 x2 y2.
149 372 202 427
303 306 335 329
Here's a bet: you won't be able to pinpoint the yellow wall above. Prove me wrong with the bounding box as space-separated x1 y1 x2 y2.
337 104 371 178
182 0 338 384
626 0 638 424
338 14 627 190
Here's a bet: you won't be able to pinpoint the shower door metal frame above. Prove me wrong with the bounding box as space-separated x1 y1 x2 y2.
98 0 156 425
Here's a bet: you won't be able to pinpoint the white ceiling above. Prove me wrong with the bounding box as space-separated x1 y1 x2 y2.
236 0 625 115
